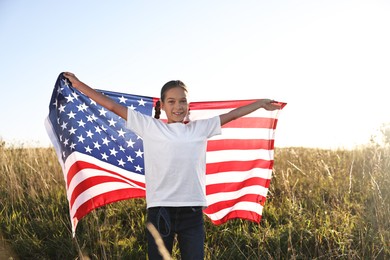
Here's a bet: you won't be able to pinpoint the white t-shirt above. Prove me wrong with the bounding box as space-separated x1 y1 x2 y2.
126 108 222 208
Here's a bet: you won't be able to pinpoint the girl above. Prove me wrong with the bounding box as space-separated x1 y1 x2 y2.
63 72 279 260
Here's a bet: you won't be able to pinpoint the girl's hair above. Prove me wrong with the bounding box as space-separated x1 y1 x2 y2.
154 80 188 119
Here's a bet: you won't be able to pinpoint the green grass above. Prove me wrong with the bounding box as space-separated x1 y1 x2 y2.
0 144 389 259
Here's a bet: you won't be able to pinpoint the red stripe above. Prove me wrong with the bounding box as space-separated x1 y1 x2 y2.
204 193 266 213
207 139 274 151
222 117 278 129
190 100 287 110
190 100 260 110
206 177 271 195
67 161 145 189
152 97 159 105
206 159 274 174
70 175 133 208
73 188 145 222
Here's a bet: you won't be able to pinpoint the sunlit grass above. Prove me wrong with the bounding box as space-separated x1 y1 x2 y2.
0 143 389 259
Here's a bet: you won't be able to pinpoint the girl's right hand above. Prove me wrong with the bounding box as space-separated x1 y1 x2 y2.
63 72 81 88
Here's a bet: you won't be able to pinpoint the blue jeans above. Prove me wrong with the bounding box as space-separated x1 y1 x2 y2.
146 206 205 260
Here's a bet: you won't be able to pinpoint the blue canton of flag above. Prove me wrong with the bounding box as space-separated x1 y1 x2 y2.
47 73 155 175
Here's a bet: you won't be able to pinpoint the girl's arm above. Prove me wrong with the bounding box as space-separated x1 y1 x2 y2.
63 72 127 120
219 99 280 126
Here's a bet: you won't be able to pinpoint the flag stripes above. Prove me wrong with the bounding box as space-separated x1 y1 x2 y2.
190 101 284 225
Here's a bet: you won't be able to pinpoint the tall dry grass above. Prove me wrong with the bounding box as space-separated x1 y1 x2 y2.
0 142 389 259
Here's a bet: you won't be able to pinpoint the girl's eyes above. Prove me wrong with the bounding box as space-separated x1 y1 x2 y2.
167 100 187 105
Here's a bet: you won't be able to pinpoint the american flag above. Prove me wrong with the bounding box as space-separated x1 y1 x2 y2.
45 73 286 235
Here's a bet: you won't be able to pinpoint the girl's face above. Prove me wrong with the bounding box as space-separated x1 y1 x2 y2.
161 87 189 123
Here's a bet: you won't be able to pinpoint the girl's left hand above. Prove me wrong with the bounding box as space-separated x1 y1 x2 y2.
262 99 280 111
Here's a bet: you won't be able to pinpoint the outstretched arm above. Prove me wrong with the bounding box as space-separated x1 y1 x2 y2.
219 99 280 126
63 72 127 120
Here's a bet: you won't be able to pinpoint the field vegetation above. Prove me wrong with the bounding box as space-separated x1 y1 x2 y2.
0 139 389 259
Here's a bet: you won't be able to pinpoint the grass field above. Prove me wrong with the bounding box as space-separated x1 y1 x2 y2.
0 143 389 259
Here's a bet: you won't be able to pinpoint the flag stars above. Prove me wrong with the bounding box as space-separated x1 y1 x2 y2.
109 148 118 157
128 104 136 110
98 107 107 117
119 145 126 152
52 99 58 108
101 152 109 160
60 121 68 130
102 137 110 146
93 141 101 150
95 126 102 134
84 146 92 153
77 134 85 143
135 149 144 158
119 96 128 103
71 92 79 99
62 78 69 87
126 139 135 148
58 104 66 113
108 118 117 127
77 119 86 127
127 155 134 163
86 115 95 122
86 130 94 138
65 94 75 103
68 127 77 135
57 86 64 96
138 99 146 106
69 143 76 150
135 165 143 172
67 111 76 119
117 159 126 167
77 103 88 112
117 128 126 137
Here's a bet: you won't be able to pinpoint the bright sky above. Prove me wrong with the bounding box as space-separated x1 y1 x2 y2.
1 0 389 149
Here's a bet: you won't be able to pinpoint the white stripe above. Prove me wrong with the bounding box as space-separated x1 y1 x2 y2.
206 149 273 163
206 185 269 206
210 128 276 140
205 201 263 222
205 168 272 185
70 182 134 217
190 108 277 120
